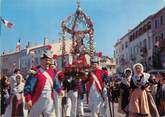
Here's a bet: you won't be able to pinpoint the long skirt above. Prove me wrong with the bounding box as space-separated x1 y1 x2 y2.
12 95 24 117
147 92 160 117
4 95 28 117
128 88 150 115
156 84 165 116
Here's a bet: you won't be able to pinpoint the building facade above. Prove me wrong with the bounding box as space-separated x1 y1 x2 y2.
114 33 130 74
0 51 20 76
152 7 165 69
100 56 116 76
114 7 165 73
0 38 72 77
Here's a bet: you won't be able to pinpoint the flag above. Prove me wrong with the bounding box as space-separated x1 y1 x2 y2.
1 18 13 29
155 40 160 48
16 40 21 51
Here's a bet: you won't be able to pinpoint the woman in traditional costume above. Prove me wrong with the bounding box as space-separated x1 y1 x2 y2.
128 63 150 117
118 68 132 117
11 74 27 117
1 75 10 115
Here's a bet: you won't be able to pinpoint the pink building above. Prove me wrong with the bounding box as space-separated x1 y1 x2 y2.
0 51 20 76
114 7 165 72
152 7 165 69
0 38 72 77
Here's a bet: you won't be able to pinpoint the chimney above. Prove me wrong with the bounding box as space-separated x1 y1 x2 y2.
43 36 48 46
128 29 132 32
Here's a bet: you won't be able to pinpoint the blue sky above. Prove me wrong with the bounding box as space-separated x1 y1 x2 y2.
1 0 165 57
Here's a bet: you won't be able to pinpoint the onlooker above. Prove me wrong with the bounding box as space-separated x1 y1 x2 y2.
147 75 160 117
118 68 132 117
11 74 25 117
9 68 22 95
156 73 165 116
1 75 10 115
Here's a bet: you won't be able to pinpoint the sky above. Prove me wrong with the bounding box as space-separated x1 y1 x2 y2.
1 0 165 57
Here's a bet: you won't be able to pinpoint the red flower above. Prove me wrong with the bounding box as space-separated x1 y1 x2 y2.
53 54 58 59
47 45 52 50
97 52 102 58
78 60 83 64
103 70 108 76
66 64 72 68
80 56 85 62
86 64 91 68
59 72 64 79
73 60 78 65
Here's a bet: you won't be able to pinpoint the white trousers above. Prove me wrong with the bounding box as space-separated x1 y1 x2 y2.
54 91 62 117
77 96 84 116
89 95 103 117
66 90 78 117
89 92 103 117
88 84 106 117
101 88 110 117
28 94 56 117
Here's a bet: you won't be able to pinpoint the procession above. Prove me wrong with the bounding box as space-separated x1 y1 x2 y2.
1 49 165 117
1 0 165 117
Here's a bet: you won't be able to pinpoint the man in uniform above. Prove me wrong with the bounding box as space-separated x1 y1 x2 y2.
86 57 106 117
63 64 79 117
24 50 63 117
